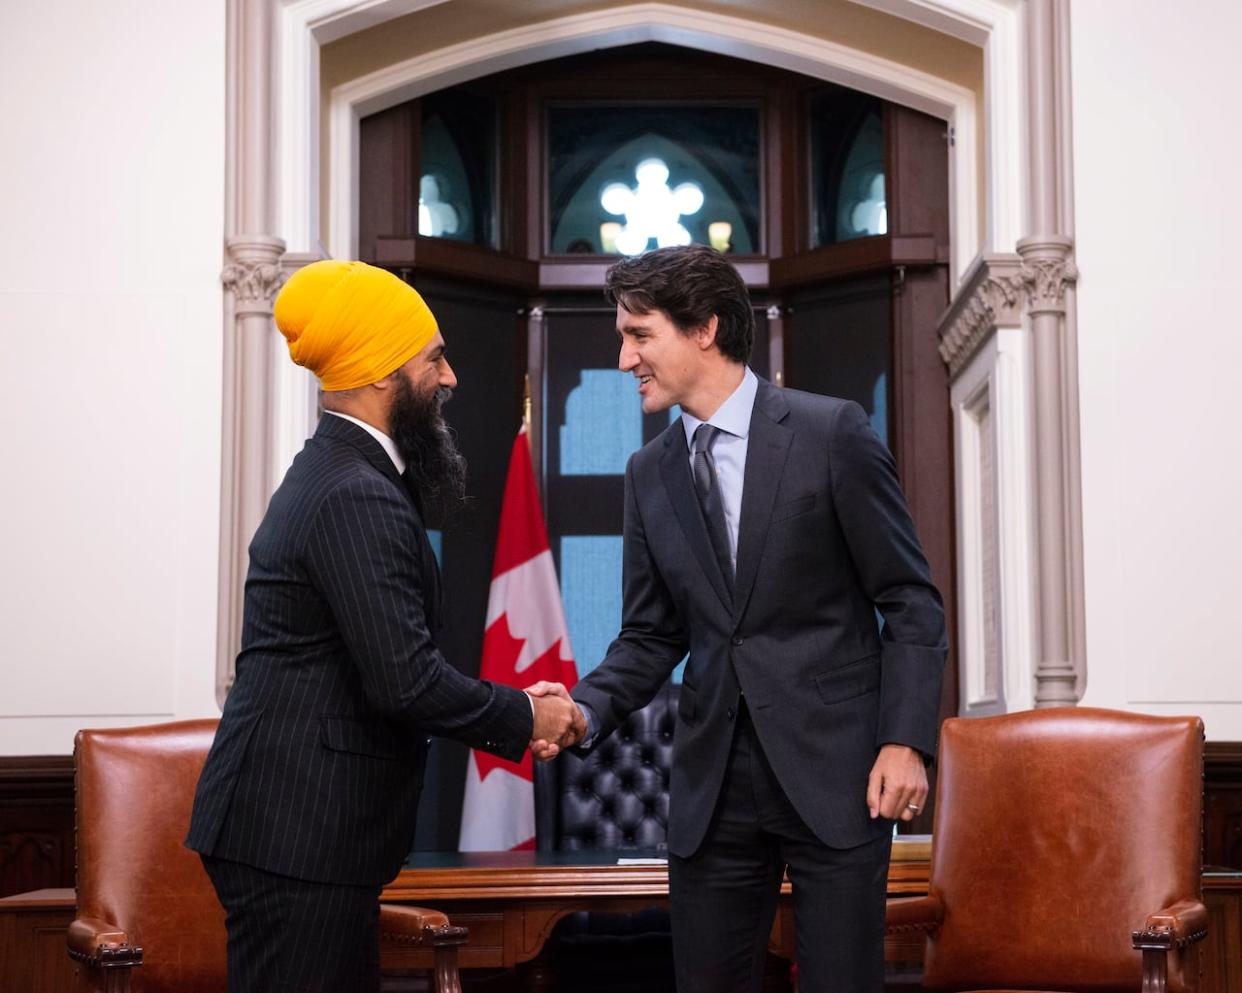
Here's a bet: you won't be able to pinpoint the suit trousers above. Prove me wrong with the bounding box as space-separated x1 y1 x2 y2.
201 855 383 993
668 707 892 993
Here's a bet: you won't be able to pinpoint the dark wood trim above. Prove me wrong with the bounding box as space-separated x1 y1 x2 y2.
0 757 74 799
358 100 420 264
769 235 938 290
537 257 770 291
418 237 537 291
372 237 537 291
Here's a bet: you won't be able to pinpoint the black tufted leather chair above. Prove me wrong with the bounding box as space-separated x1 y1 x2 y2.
532 681 679 993
534 680 678 852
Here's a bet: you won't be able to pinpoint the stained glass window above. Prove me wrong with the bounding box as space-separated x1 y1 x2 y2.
809 89 887 247
419 89 497 247
548 104 760 255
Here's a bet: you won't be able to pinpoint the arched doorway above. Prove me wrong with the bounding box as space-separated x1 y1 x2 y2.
358 43 955 848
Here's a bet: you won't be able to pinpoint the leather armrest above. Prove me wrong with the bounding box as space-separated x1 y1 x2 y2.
885 894 944 935
67 917 142 966
1133 899 1209 949
379 904 467 947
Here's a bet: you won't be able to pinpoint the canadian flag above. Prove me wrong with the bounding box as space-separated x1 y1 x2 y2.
459 425 578 851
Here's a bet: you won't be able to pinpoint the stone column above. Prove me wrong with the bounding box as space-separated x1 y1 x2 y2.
1020 0 1083 707
218 0 286 703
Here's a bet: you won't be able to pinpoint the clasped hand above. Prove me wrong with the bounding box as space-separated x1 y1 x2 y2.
524 681 586 760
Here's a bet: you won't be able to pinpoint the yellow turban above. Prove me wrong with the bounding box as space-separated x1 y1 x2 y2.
273 260 439 391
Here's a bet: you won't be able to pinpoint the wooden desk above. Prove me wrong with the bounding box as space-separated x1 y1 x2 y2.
0 840 930 991
12 847 1236 993
381 839 932 971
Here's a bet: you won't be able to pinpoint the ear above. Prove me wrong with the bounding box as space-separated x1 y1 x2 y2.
695 315 720 351
370 370 400 393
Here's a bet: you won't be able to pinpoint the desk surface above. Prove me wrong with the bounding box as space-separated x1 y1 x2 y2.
384 837 933 902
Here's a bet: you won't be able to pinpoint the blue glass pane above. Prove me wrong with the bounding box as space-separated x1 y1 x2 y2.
561 536 623 678
562 535 687 685
870 372 888 449
560 370 644 475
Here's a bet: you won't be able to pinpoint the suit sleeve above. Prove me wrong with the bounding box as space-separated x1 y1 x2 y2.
572 456 689 745
827 401 947 759
305 474 533 761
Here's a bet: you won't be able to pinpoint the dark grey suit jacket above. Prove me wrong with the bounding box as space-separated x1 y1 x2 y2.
572 378 946 858
187 414 532 886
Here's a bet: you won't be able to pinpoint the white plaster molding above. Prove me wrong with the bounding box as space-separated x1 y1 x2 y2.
954 374 1001 712
278 0 450 255
321 3 978 276
950 310 1036 716
850 0 1027 263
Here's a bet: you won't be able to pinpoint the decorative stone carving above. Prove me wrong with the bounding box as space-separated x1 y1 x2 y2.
1016 234 1078 315
938 254 1025 375
222 234 287 316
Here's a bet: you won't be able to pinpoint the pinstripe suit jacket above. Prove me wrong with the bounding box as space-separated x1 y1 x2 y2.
187 414 533 886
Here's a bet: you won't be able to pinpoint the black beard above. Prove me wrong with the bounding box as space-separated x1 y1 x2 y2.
389 376 467 519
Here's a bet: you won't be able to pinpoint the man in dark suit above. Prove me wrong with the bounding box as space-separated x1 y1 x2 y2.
187 260 583 993
532 245 946 993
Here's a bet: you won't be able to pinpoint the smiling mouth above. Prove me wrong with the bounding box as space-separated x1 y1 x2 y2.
637 375 653 387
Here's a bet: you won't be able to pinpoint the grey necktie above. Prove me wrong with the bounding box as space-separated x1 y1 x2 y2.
692 424 734 593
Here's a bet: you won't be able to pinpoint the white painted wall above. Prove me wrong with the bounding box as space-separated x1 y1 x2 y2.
1074 0 1242 738
2 0 1239 755
0 0 226 753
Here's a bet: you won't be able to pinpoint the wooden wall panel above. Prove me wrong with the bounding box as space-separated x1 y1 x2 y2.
0 757 74 899
1206 743 1242 869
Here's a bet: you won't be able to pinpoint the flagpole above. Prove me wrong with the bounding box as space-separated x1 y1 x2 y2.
523 373 532 433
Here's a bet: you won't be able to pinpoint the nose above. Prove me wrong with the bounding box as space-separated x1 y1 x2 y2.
618 339 638 373
440 357 458 389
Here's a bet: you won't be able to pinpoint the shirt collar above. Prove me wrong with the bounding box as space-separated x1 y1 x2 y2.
681 367 759 447
324 410 406 474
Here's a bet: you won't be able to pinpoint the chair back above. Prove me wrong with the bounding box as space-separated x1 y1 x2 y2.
535 682 678 850
75 719 225 992
923 707 1203 993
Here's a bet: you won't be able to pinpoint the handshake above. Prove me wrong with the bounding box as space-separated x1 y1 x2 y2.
524 680 587 761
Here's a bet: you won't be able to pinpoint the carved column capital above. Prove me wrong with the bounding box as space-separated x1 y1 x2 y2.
222 235 287 317
1016 235 1077 316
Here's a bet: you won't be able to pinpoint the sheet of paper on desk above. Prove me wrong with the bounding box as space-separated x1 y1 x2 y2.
616 857 668 865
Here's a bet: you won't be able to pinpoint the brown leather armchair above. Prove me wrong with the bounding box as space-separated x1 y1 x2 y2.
887 707 1206 993
69 719 466 993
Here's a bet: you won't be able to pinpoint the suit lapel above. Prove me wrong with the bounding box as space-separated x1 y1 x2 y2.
732 381 792 623
659 427 733 613
317 415 444 632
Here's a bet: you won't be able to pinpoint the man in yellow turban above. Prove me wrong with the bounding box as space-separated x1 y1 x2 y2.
188 260 584 993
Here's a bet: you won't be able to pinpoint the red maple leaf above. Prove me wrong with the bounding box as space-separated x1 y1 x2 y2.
475 612 577 783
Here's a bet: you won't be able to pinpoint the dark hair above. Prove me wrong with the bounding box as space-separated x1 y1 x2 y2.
603 244 754 364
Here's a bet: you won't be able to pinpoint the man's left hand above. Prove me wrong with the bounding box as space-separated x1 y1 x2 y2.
866 744 928 822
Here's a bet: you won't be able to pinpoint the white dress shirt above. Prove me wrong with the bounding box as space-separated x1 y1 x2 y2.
323 410 406 474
